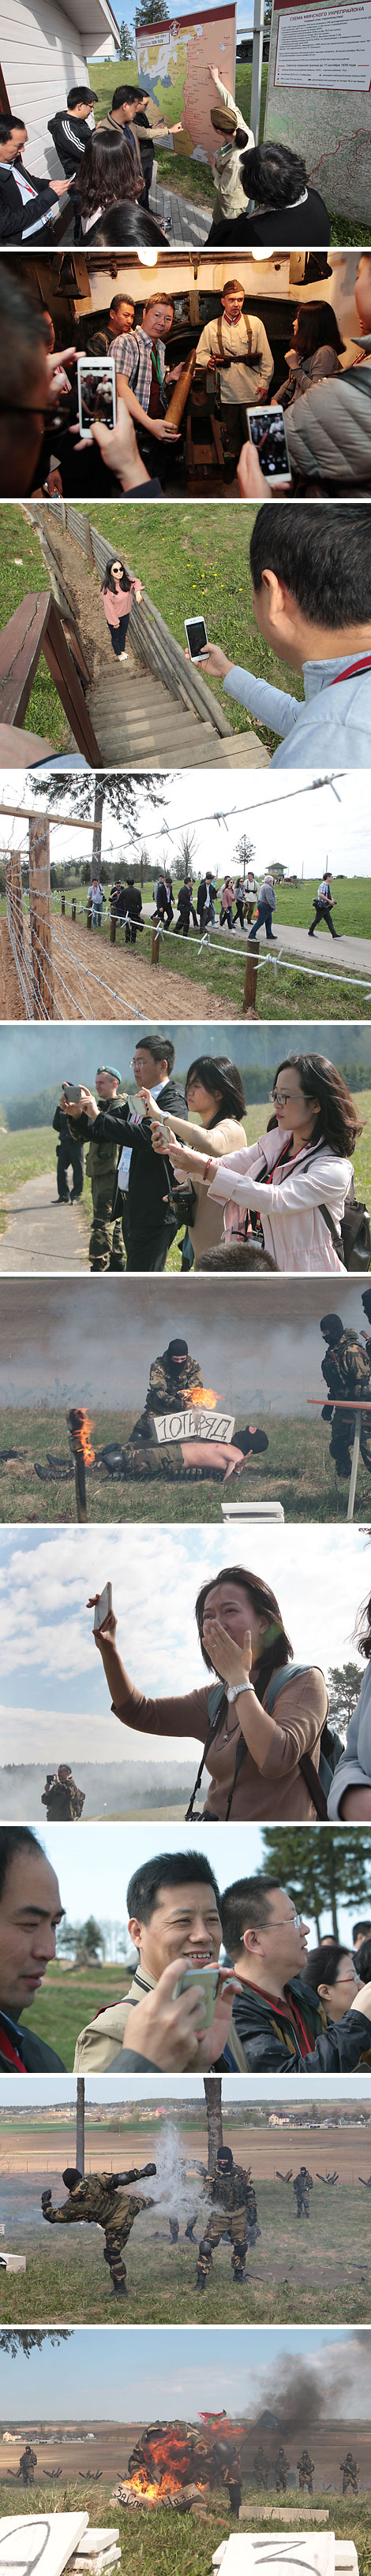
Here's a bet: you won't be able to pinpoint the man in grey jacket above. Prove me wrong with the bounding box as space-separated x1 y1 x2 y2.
197 505 371 769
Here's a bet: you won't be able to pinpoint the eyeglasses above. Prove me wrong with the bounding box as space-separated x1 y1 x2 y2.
270 1913 305 1931
268 1088 293 1108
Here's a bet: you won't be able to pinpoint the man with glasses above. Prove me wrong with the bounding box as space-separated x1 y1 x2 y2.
219 1876 371 2071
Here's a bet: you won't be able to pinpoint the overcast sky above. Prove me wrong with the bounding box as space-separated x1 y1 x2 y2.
0 2327 366 2422
0 1276 369 1411
1 771 370 882
0 1523 366 1767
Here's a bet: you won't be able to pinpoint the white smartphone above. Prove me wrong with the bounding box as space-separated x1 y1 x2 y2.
93 1580 113 1632
77 356 117 442
173 1964 219 2026
246 403 291 486
184 613 208 661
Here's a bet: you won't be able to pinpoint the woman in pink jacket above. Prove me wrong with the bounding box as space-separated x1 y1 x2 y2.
100 554 142 662
151 1053 362 1276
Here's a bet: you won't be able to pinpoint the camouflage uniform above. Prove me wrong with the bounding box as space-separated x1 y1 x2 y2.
68 1094 126 1273
321 1329 371 1477
129 1350 204 1443
41 1774 85 1821
43 2167 155 2295
293 2167 313 2218
196 2152 260 2287
274 2448 290 2494
253 2449 269 2490
297 2451 315 2494
341 2454 359 2496
19 2447 38 2487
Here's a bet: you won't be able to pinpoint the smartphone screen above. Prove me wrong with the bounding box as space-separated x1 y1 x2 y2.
185 615 208 660
77 358 117 441
247 404 291 483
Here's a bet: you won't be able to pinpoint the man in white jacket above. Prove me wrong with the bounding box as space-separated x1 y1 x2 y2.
196 503 371 769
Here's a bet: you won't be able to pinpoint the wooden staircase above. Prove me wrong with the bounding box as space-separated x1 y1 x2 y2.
88 664 268 768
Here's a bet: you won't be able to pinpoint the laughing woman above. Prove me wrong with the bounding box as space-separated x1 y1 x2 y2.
150 1053 362 1275
87 1562 329 1822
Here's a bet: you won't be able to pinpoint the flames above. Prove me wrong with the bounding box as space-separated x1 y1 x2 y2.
67 1407 96 1464
189 1387 218 1409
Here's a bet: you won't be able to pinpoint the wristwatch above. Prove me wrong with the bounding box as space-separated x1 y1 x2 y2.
227 1680 253 1702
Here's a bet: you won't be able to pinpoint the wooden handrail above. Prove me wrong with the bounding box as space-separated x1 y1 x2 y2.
28 502 233 736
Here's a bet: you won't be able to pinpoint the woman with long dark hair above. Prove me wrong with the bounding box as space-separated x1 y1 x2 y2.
87 1560 328 1821
328 1587 371 1821
100 554 142 662
302 1940 362 2017
275 304 344 411
74 125 141 237
144 1053 246 1266
153 1053 362 1274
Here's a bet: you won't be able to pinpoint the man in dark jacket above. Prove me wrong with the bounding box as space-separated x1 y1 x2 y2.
197 874 217 930
219 1874 371 2074
174 881 198 937
73 1033 188 1272
42 2160 156 2296
0 113 69 241
47 87 97 180
119 877 143 945
196 2144 260 2287
320 1312 371 1477
0 1827 65 2071
52 1102 84 1204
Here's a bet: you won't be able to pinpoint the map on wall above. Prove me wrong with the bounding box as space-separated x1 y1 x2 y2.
136 4 237 162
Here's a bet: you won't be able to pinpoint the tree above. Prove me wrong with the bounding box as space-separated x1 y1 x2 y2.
173 827 198 885
204 2077 223 2173
136 0 171 19
0 2332 71 2357
57 1916 106 1967
232 831 256 883
31 773 169 880
261 1828 371 1939
119 17 135 52
328 1663 362 1739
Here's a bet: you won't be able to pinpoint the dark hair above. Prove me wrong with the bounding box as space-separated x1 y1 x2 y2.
67 86 97 106
0 269 49 407
302 1940 352 1993
272 1053 362 1157
127 1849 221 1922
0 1826 44 1903
249 505 371 631
196 1564 292 1699
354 1594 371 1661
101 557 129 596
241 140 308 207
76 125 141 218
357 1935 371 1981
110 289 135 313
0 114 26 143
111 82 148 105
220 1875 282 1956
135 1032 175 1072
294 301 344 362
186 1053 245 1122
197 1242 278 1273
90 203 167 248
353 1918 371 1940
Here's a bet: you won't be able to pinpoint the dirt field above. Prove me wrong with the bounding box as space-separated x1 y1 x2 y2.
0 2424 369 2491
0 909 232 1025
2 2116 370 2183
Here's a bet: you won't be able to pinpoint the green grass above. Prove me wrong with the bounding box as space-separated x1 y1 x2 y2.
21 1962 131 2065
24 876 371 1024
2 1401 371 1525
2 2181 370 2326
77 498 301 755
0 2484 370 2576
0 511 70 748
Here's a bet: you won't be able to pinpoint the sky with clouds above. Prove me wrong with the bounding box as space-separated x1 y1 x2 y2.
1 771 370 882
0 1522 367 1771
0 2327 367 2421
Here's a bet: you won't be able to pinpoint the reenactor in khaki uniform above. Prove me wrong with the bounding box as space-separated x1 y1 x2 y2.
341 2453 359 2496
275 2447 290 2493
293 2165 313 2220
196 2145 260 2288
297 2450 315 2493
42 2160 156 2296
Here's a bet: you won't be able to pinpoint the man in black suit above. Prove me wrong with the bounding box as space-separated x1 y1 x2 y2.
66 1035 188 1273
0 112 69 241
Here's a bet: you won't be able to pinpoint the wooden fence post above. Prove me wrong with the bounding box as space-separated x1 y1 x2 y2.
110 914 117 945
242 952 258 1017
28 816 55 1020
61 892 66 915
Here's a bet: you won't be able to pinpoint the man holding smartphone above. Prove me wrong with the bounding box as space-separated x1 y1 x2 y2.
63 1064 126 1272
195 281 273 478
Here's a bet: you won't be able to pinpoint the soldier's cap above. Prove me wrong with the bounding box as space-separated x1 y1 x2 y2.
210 103 238 130
96 1064 122 1080
320 1312 343 1338
62 2168 83 2189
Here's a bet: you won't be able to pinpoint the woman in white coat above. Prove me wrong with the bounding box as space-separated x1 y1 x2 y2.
152 1053 362 1277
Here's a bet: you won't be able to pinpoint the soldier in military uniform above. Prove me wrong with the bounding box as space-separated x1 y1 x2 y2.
42 2160 156 2296
320 1313 371 1478
341 2452 359 2496
64 1065 126 1272
293 2165 313 2220
41 1765 85 1821
297 2450 315 2494
196 2144 260 2289
19 2447 38 2487
129 1339 204 1443
274 2447 290 2494
253 2447 269 2490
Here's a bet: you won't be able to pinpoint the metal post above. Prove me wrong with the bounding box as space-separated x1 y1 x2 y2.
62 892 66 915
250 0 265 140
242 951 258 1016
347 1411 362 1523
110 914 117 945
72 900 76 923
76 2077 85 2176
28 817 54 1020
151 925 160 967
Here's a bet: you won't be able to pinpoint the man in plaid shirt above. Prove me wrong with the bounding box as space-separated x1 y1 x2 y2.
111 291 183 470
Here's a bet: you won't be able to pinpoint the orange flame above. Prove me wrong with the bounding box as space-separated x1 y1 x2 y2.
68 1407 96 1465
189 1387 217 1409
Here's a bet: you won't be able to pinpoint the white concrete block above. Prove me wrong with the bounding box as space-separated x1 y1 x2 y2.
0 2514 89 2576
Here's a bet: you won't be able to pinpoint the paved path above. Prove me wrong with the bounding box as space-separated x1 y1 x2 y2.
149 180 210 242
0 1172 89 1273
252 917 371 983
